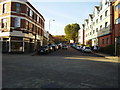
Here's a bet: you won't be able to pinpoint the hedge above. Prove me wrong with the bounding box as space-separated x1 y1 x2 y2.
98 45 115 55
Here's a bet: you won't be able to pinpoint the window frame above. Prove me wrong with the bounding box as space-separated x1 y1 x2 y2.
26 21 29 30
14 17 21 28
27 7 30 16
32 24 34 31
105 22 108 28
116 3 120 11
96 19 98 23
100 15 102 20
1 18 7 29
96 28 98 32
100 25 102 30
3 3 7 13
106 38 109 44
102 39 104 44
16 3 21 13
116 18 120 24
105 10 108 17
93 30 95 34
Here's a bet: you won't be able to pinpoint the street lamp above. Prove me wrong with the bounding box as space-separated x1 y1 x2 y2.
49 19 55 30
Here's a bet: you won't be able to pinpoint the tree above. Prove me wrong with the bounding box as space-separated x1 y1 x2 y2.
64 23 80 43
53 35 67 44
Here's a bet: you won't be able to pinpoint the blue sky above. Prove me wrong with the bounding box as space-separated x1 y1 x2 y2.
29 1 100 35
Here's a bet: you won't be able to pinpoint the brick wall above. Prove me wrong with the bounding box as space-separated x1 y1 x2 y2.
98 34 111 47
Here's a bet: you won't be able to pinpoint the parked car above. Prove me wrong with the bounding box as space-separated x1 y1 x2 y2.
62 45 68 50
55 45 59 50
79 46 84 51
58 43 62 49
49 44 58 51
82 46 92 53
38 45 50 54
92 46 98 53
76 45 81 50
48 45 53 52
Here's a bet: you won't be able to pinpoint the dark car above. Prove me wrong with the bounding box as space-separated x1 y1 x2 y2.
48 44 58 51
38 46 50 54
62 45 68 50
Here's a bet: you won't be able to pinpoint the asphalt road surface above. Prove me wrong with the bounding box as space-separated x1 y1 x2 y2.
2 47 119 88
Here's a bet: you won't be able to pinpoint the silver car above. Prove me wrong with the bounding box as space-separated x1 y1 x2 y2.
82 47 92 53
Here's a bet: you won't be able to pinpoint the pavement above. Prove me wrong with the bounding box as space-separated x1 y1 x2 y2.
92 52 119 61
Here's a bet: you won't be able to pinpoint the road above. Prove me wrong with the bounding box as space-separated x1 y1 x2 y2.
2 47 119 88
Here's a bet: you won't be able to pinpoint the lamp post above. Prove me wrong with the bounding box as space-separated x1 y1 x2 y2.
49 19 55 30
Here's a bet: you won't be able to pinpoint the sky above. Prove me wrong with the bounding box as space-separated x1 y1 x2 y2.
28 0 101 35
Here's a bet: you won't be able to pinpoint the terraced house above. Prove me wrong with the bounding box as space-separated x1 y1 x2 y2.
79 0 120 47
0 0 45 53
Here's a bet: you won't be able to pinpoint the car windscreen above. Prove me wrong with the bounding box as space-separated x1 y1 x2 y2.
40 46 47 48
86 47 90 49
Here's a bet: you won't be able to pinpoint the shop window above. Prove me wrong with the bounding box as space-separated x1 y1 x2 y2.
3 3 7 13
1 18 7 28
16 3 21 13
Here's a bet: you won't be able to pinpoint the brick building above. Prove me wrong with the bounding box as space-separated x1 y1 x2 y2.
111 0 120 56
0 0 45 52
79 0 120 48
111 0 120 44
